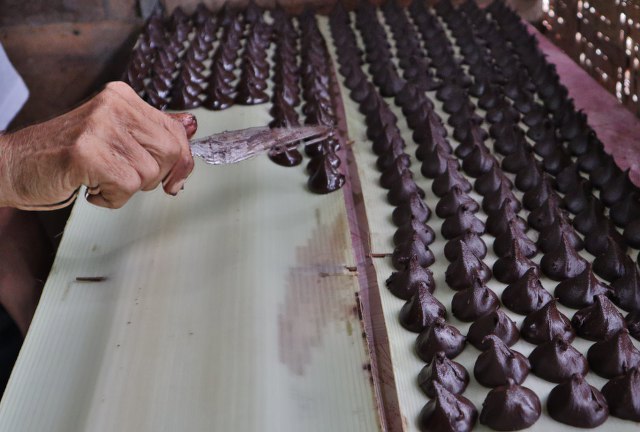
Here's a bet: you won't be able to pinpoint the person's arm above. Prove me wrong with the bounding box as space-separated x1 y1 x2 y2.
0 81 197 210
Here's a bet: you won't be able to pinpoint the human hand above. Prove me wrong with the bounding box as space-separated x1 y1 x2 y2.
0 81 197 210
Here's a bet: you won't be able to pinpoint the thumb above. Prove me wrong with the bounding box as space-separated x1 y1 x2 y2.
167 112 198 139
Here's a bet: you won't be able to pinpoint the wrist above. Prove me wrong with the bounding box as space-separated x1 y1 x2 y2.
0 132 19 208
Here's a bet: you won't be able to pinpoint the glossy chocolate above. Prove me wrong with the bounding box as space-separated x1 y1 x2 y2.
391 192 431 226
467 309 520 350
540 232 588 281
611 261 640 312
587 329 640 378
391 234 435 270
443 232 487 262
386 255 436 300
441 207 485 239
547 375 609 428
418 382 477 432
529 337 589 383
493 222 537 258
571 294 627 341
308 156 345 194
521 300 575 344
554 263 612 309
393 218 436 247
501 267 553 315
492 240 538 284
445 240 492 290
537 215 583 253
417 352 470 398
479 380 541 431
473 335 530 387
485 199 527 237
601 368 640 421
399 282 447 333
416 318 467 363
435 186 479 218
593 237 631 282
451 282 500 322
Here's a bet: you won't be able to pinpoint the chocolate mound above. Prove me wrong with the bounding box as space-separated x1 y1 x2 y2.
556 163 581 193
529 337 588 383
611 260 640 312
537 215 583 253
571 294 627 341
467 309 519 350
554 263 612 309
493 222 537 258
593 237 631 282
443 232 487 262
479 380 541 430
482 180 521 215
485 199 526 237
435 186 479 218
514 159 543 192
623 218 640 249
627 311 640 341
307 156 345 194
501 268 553 315
527 193 561 231
573 196 606 235
540 232 587 281
420 147 454 178
563 178 592 214
393 218 436 247
441 207 485 239
445 241 492 290
475 164 512 196
492 240 538 284
601 368 640 421
547 374 609 428
451 282 500 322
416 318 467 363
461 145 495 178
587 329 640 378
387 170 424 205
379 155 411 189
399 282 447 333
386 256 436 300
522 175 554 210
391 192 431 226
391 234 435 270
417 352 469 398
521 300 575 345
474 335 530 387
432 160 472 197
418 382 477 432
269 148 303 167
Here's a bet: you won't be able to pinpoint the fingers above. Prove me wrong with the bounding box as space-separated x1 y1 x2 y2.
103 82 196 197
167 112 198 139
85 162 143 209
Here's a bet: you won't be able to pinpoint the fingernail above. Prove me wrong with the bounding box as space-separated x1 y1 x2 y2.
170 178 187 196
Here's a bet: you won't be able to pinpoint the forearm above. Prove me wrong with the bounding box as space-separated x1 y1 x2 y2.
0 132 14 208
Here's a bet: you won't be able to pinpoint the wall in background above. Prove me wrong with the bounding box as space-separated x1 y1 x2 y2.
0 0 142 129
543 0 640 117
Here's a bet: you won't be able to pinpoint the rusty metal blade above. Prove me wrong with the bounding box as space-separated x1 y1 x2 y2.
190 125 331 165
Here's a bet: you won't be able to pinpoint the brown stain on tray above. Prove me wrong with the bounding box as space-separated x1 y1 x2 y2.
278 214 360 375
